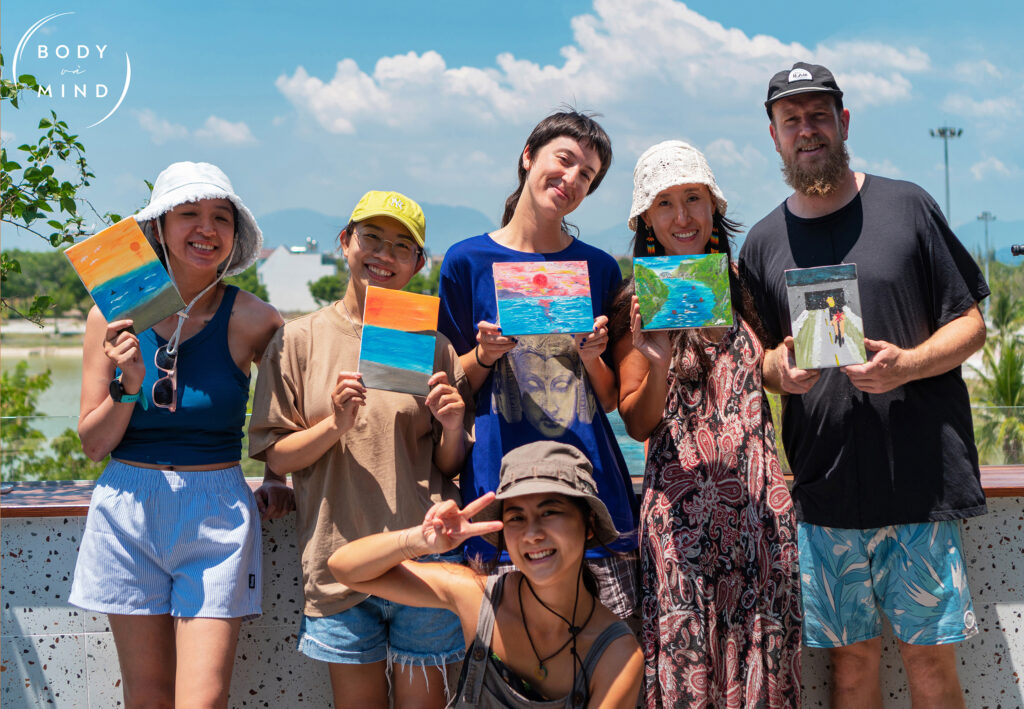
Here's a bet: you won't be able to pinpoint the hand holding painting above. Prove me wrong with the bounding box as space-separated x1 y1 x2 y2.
767 337 822 395
330 371 366 436
101 318 146 392
424 371 465 432
628 296 673 372
474 321 517 367
574 314 610 365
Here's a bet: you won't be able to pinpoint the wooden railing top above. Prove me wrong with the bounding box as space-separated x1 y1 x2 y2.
3 466 1023 518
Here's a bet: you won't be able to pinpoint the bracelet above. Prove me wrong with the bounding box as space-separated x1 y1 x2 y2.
474 344 496 369
399 529 417 560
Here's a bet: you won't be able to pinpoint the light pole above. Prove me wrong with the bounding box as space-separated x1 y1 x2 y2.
978 210 996 318
930 126 963 222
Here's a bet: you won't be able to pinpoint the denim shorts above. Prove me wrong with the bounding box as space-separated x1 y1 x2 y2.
69 460 262 619
298 553 465 667
799 520 978 647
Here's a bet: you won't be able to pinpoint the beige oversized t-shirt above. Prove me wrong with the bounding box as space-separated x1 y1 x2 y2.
249 303 471 616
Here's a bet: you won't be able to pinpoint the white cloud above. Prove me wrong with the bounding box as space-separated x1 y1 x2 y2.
195 116 257 145
276 0 929 134
1 129 15 144
953 60 1002 81
704 139 767 170
849 153 903 178
942 94 1017 119
134 108 188 144
135 109 256 145
970 157 1018 181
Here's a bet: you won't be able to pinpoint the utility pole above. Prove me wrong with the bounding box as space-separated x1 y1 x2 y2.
978 210 996 318
930 126 963 222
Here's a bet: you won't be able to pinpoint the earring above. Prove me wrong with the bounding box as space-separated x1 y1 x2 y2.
645 232 656 255
708 227 721 254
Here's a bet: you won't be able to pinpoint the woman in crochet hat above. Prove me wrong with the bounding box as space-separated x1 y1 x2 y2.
436 111 642 628
328 440 643 708
610 141 801 707
69 161 283 708
248 191 473 709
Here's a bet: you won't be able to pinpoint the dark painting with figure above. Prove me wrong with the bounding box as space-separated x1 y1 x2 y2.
785 263 867 368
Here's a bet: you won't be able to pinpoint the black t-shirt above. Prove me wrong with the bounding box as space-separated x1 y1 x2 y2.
739 174 989 528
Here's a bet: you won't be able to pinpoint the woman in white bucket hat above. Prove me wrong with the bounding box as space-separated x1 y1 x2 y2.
69 162 284 708
610 141 801 707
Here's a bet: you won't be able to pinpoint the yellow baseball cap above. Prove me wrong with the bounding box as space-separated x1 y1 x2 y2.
349 191 426 248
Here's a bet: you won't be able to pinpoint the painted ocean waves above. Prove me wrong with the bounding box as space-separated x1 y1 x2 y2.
64 218 185 333
493 261 594 336
357 286 439 396
785 263 867 369
634 253 733 330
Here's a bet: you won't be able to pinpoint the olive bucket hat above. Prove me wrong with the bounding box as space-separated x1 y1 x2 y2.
474 441 620 548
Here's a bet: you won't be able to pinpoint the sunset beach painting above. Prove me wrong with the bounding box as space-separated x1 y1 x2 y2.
492 261 593 336
64 218 185 333
358 286 439 395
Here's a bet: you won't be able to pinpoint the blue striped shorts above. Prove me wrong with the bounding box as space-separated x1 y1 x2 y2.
69 460 262 619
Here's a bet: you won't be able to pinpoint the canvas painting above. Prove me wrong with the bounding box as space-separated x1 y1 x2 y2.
785 263 867 369
357 286 439 396
492 261 593 336
64 217 185 333
633 253 733 330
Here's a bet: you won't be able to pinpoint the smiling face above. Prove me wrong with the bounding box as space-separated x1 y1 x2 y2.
501 493 591 584
522 136 602 219
770 93 851 196
641 184 715 256
158 198 236 275
340 215 424 300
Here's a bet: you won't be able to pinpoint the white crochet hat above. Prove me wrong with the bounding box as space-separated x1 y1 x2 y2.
134 161 262 276
628 140 727 231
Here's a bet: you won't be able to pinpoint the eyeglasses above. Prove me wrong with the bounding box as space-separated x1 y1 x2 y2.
153 344 178 412
355 230 420 264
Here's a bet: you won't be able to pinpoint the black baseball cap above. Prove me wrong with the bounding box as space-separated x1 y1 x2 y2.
765 62 843 118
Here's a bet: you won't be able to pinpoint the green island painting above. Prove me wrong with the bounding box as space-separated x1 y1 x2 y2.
634 253 733 330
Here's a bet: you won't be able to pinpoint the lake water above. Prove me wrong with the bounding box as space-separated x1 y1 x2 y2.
2 352 648 478
647 279 715 329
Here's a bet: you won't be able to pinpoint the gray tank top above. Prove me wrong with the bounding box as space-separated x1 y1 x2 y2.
448 574 632 709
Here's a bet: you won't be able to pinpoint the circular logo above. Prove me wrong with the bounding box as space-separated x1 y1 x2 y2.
964 609 976 630
12 11 131 128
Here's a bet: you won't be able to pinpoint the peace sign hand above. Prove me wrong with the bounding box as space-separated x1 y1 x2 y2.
416 493 504 554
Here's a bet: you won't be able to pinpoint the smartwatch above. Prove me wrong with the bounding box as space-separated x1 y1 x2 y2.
109 379 147 409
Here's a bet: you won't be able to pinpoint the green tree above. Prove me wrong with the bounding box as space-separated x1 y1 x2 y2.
1 248 91 316
972 338 1024 465
1 53 119 324
403 260 441 296
309 273 345 306
0 362 106 481
225 264 268 301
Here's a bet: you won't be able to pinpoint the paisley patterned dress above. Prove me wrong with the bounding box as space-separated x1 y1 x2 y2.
639 317 801 708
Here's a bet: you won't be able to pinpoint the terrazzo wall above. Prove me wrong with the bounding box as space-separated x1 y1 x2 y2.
3 499 1023 707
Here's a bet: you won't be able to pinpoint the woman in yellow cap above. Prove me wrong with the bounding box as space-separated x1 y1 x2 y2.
248 191 473 709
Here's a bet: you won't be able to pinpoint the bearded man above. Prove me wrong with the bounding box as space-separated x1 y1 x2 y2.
739 62 989 709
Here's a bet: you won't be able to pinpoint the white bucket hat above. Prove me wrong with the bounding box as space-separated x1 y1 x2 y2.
628 140 728 231
135 161 262 276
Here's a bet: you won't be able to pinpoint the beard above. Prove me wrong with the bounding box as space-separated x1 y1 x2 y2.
781 139 850 197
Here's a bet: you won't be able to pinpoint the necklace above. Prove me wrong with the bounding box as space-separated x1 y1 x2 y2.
516 572 595 681
339 297 361 326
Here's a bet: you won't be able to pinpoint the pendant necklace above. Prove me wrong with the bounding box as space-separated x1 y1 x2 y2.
516 572 595 681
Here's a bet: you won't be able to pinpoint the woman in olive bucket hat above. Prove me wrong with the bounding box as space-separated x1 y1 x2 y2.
69 161 284 708
329 441 643 708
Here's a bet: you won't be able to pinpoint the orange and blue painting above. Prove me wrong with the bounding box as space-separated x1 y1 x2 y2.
65 218 185 333
358 286 439 396
492 261 593 336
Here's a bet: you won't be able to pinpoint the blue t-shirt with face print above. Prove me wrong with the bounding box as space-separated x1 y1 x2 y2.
438 233 639 561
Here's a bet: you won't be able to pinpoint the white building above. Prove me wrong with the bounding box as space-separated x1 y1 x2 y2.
258 242 336 314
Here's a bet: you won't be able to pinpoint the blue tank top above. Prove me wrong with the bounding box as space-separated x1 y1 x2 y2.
112 285 251 465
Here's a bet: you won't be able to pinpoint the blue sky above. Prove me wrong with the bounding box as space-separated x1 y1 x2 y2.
3 0 1022 253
